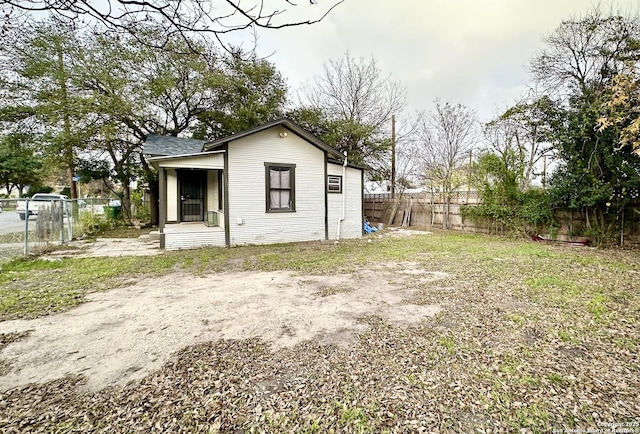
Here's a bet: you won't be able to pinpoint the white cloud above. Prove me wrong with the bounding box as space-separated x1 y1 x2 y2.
250 0 636 121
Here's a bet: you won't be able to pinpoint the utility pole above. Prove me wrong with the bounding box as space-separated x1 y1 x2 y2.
543 155 547 190
466 149 472 204
391 115 396 199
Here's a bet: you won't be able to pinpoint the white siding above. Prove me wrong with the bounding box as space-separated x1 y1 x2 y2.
327 164 363 240
165 231 226 250
166 169 178 222
158 153 223 169
227 127 326 245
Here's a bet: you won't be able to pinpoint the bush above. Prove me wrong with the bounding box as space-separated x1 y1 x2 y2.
79 211 112 237
463 188 556 236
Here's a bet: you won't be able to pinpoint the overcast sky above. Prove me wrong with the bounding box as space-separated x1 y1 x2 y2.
241 0 636 123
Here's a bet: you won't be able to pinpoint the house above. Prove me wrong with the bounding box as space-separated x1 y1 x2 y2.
144 118 364 250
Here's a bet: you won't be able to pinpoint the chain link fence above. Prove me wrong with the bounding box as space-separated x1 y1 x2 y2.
0 198 147 263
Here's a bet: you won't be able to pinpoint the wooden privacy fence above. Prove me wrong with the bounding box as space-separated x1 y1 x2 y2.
365 191 481 230
364 192 640 247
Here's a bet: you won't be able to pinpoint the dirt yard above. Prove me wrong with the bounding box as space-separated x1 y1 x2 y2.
0 263 442 391
0 230 638 432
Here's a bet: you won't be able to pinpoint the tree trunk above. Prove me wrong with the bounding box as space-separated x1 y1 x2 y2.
148 182 159 226
121 183 133 225
56 39 77 199
140 158 159 226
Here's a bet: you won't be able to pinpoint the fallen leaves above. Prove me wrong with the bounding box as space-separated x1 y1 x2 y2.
1 235 639 432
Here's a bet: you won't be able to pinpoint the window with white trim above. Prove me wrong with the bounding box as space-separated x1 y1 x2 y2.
327 175 342 193
265 163 296 212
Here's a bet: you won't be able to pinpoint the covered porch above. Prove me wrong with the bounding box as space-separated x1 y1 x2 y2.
149 150 228 250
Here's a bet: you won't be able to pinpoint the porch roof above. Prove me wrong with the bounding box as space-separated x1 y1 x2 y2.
146 150 224 162
144 135 207 157
147 150 225 170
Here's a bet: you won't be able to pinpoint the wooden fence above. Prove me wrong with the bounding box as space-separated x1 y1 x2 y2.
365 191 481 230
364 192 640 247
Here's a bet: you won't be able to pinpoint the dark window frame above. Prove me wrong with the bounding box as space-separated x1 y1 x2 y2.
327 175 342 193
265 162 296 212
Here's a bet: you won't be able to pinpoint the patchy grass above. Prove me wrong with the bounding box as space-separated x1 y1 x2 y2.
0 230 639 432
99 225 155 239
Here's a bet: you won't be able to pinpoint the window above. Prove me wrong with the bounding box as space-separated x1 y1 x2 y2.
327 175 342 193
265 163 295 212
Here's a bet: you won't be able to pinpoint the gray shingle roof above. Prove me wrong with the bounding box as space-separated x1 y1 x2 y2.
144 135 207 157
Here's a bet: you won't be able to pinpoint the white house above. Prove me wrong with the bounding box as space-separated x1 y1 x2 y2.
144 118 364 250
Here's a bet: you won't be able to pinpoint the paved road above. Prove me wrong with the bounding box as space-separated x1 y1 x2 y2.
0 209 31 235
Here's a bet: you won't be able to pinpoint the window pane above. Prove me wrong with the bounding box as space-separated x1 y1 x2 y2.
270 169 280 188
280 190 290 208
280 169 290 188
269 190 290 209
270 190 280 208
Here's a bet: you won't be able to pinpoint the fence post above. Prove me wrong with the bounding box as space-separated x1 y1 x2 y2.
23 200 29 256
59 200 65 244
66 200 73 241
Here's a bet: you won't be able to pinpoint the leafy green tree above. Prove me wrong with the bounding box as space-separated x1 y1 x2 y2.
528 8 640 244
547 86 640 243
71 30 222 221
72 26 288 222
464 152 555 235
484 96 559 190
0 133 43 196
194 54 287 139
2 17 290 223
1 18 94 199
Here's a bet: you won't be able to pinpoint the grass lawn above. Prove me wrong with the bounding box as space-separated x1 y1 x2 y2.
0 230 638 432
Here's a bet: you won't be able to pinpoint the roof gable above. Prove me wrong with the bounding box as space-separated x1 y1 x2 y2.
144 134 207 157
203 118 344 160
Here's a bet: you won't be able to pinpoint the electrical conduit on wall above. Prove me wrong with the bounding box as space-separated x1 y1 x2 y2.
336 151 347 241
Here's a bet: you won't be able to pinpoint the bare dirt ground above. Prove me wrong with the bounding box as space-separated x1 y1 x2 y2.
0 262 442 392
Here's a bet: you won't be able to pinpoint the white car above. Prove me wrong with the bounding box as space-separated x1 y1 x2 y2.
16 193 68 220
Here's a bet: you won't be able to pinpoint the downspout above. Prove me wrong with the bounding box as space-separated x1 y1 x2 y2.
336 151 348 241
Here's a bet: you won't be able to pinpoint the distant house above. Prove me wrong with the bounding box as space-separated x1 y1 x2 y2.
144 118 364 250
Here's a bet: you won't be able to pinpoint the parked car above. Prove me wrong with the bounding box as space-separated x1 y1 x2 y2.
16 193 68 220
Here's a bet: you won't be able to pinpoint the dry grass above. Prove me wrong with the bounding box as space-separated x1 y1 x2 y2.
0 230 638 432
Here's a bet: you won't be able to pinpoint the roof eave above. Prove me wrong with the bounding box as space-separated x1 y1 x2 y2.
203 118 344 160
146 149 225 162
327 158 367 171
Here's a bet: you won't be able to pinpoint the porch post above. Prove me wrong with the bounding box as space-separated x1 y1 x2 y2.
158 166 166 249
223 144 230 247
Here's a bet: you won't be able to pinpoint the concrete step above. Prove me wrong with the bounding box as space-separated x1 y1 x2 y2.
147 231 161 241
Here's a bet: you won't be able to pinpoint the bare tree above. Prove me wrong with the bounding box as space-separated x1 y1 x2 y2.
417 101 477 229
0 0 344 50
530 7 640 95
301 52 406 178
305 52 406 130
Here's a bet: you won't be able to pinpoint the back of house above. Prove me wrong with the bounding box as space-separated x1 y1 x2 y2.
145 118 364 250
